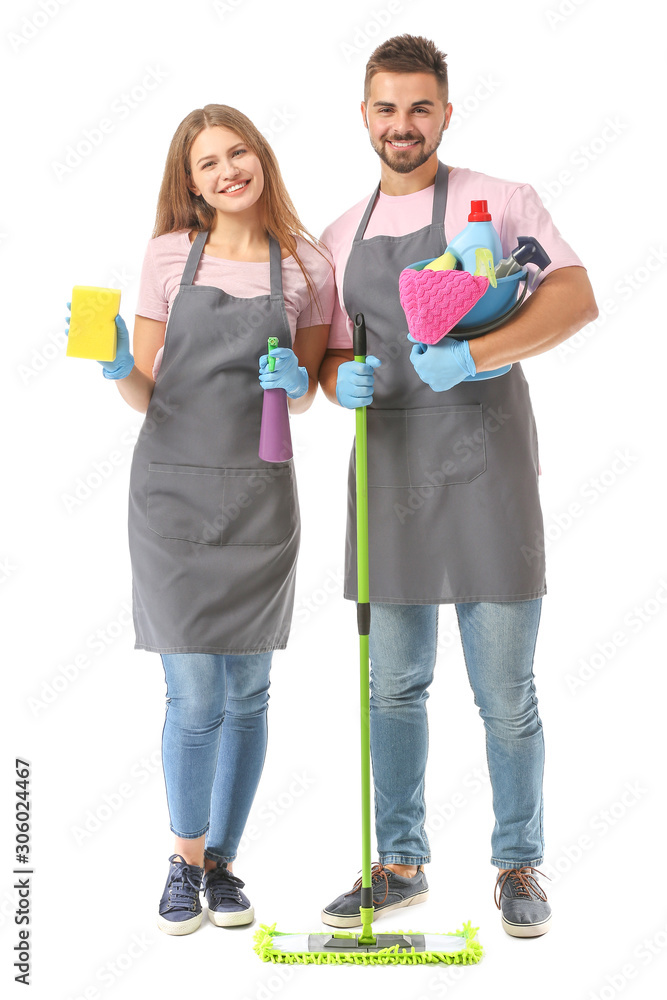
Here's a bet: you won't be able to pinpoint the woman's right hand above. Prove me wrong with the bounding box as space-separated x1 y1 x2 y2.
66 305 135 380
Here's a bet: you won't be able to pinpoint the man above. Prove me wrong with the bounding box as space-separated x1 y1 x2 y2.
318 34 597 938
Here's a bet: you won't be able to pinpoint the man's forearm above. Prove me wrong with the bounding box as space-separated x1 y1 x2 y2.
469 266 598 372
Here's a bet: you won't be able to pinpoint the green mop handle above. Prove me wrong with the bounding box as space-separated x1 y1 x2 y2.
353 313 375 945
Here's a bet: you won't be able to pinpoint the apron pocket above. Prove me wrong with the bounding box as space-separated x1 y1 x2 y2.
220 468 295 546
366 405 487 489
147 464 227 545
366 409 410 488
147 464 295 546
406 404 487 487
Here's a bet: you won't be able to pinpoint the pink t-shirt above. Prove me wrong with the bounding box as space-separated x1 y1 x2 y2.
136 231 335 378
322 166 585 348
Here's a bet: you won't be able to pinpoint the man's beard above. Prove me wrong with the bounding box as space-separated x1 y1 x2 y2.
371 128 444 174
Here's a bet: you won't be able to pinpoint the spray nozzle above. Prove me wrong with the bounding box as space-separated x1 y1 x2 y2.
512 237 551 271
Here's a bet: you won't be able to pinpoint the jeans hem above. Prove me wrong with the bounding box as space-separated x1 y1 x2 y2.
204 849 236 863
170 825 209 839
491 857 544 870
379 854 430 866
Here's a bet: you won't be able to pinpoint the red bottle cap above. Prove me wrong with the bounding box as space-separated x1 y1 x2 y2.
468 200 492 221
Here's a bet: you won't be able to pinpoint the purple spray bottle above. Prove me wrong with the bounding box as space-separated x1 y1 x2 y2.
259 336 293 462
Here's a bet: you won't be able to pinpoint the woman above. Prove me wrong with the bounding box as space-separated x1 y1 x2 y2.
88 105 332 934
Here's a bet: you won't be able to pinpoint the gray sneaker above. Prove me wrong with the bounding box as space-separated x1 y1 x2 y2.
321 862 429 928
494 867 552 937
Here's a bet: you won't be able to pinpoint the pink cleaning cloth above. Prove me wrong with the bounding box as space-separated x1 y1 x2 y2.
399 267 489 344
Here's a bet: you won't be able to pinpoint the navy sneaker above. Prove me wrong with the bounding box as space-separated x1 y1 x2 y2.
203 862 254 927
321 862 429 928
494 866 552 937
157 854 204 936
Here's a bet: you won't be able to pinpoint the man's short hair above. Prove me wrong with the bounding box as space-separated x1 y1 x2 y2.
364 35 449 104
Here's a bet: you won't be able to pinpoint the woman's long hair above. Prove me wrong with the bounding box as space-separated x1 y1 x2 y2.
153 105 328 321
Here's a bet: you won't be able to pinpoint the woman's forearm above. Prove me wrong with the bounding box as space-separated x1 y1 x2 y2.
114 365 155 413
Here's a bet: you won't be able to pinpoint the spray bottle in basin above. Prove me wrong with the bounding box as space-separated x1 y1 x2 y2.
428 200 503 274
399 201 553 382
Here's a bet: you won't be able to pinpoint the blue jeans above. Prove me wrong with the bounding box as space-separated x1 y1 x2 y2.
160 652 271 863
369 600 544 870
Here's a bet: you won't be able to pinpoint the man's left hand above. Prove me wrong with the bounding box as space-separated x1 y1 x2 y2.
409 337 476 391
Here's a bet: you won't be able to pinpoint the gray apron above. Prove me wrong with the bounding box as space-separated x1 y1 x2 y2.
342 161 545 603
128 231 300 653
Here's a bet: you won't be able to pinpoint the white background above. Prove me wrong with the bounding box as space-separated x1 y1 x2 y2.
3 1 665 998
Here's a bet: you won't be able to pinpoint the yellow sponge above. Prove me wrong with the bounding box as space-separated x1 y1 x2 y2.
67 286 121 361
424 251 458 272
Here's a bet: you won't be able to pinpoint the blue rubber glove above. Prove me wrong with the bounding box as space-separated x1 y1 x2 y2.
409 338 476 391
65 305 135 380
336 356 382 408
258 346 308 399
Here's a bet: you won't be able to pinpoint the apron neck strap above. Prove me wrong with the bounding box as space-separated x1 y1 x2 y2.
353 160 449 241
431 160 449 224
180 230 209 287
180 230 284 293
268 233 284 298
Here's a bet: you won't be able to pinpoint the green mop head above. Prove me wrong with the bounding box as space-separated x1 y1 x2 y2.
254 921 483 966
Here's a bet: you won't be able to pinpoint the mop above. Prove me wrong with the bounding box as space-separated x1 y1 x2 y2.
254 314 483 966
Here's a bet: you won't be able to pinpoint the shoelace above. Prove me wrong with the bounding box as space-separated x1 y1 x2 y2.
345 862 390 905
205 866 246 906
494 866 550 909
165 855 203 911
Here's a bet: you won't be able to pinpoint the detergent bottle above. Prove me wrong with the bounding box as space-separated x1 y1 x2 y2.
442 200 502 274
